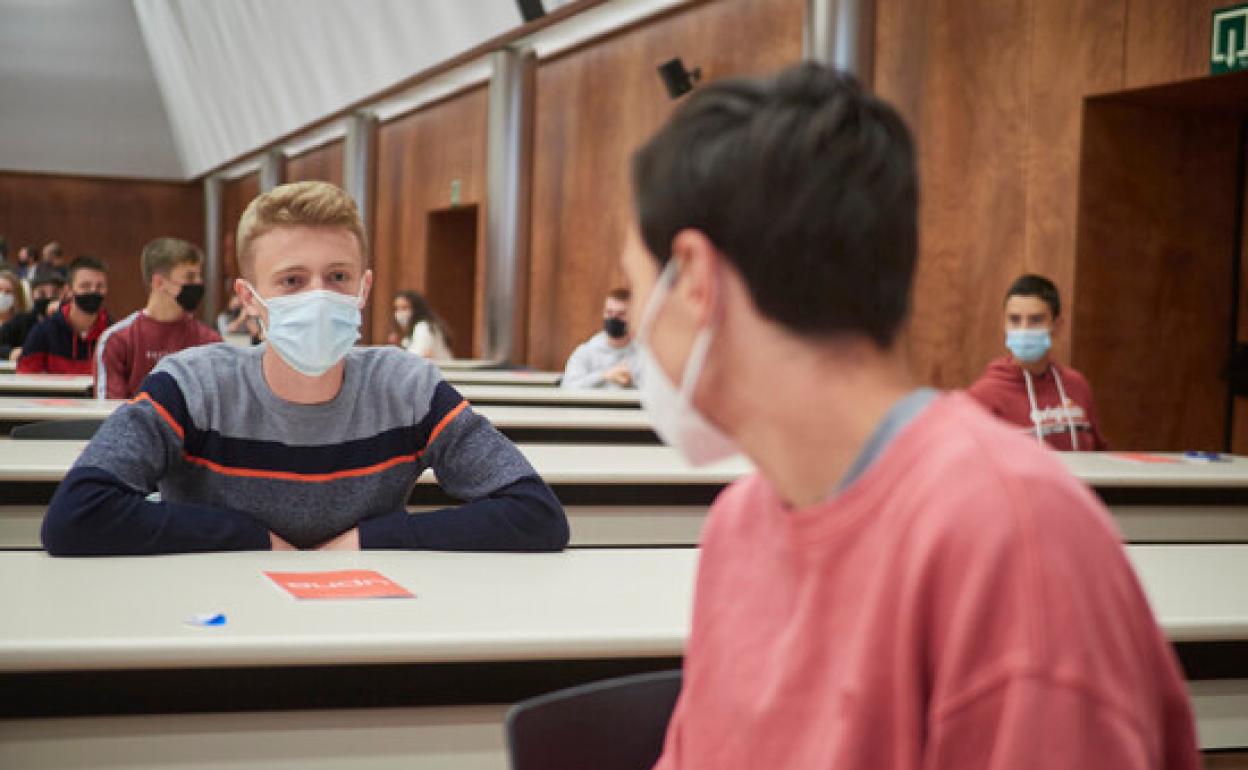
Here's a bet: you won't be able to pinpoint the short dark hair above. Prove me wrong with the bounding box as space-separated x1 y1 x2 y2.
68 255 108 284
631 64 918 348
1005 274 1061 319
30 273 65 291
607 287 631 303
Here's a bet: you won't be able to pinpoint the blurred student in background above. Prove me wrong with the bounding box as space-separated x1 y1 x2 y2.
561 288 641 389
968 274 1107 450
96 238 221 399
0 269 29 357
390 289 453 359
0 273 64 361
18 256 110 374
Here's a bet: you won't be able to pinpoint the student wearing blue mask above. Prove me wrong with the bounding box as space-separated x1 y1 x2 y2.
42 181 568 555
968 274 1107 450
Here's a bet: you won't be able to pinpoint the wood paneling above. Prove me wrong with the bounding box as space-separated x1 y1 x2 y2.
526 0 804 371
0 172 203 322
285 140 344 187
1207 752 1248 769
219 172 260 287
1072 101 1238 451
1124 0 1223 90
1235 130 1248 455
373 87 489 351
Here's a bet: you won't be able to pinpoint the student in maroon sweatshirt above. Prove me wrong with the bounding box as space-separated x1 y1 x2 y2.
968 274 1108 450
17 256 111 375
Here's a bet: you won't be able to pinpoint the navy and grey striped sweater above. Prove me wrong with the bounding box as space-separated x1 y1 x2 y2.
42 343 569 555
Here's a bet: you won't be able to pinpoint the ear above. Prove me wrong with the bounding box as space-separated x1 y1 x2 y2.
1050 314 1065 338
359 269 374 308
669 229 720 328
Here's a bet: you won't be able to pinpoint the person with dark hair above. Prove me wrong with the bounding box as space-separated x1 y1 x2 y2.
18 255 110 374
560 287 640 389
96 238 221 399
32 241 67 281
390 289 452 359
623 64 1195 769
968 274 1107 450
0 273 65 360
14 245 39 281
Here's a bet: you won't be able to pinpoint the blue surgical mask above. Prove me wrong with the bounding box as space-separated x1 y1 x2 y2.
1006 328 1051 363
246 282 363 376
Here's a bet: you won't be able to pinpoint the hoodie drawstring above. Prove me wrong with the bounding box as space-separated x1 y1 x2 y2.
1023 367 1079 451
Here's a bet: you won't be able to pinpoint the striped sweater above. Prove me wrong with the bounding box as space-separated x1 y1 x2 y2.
42 343 569 555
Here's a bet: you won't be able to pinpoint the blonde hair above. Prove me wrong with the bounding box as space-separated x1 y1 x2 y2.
0 269 28 315
235 181 368 278
141 237 203 285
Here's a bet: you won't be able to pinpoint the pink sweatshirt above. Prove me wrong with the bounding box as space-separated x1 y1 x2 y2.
656 394 1197 770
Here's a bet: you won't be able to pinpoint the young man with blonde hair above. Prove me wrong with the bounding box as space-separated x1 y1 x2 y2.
43 181 568 555
95 237 221 399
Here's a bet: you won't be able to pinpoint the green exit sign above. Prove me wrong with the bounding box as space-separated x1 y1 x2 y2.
1212 4 1248 74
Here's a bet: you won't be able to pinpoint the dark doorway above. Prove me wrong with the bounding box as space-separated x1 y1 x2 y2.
425 206 479 359
1073 72 1248 452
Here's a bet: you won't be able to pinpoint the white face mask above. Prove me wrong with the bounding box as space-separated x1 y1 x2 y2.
395 309 413 329
246 282 363 377
0 291 13 313
635 261 738 467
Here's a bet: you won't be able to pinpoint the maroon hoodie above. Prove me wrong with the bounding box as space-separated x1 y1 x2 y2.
967 356 1108 451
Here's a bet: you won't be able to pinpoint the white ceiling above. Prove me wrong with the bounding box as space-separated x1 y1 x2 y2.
0 0 523 180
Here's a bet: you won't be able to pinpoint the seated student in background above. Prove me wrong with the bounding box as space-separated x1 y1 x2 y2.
0 273 65 361
0 268 27 345
625 65 1196 769
96 238 221 399
968 274 1107 450
560 287 640 389
42 181 568 556
390 289 453 359
17 256 110 375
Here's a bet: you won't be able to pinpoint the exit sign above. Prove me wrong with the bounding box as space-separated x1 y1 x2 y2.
1212 4 1248 74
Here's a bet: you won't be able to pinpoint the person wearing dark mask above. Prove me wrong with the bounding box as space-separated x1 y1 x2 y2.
96 238 222 399
560 287 641 389
17 256 110 374
0 273 65 361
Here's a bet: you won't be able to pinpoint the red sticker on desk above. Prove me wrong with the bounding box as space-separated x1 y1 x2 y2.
1109 452 1180 464
264 570 414 599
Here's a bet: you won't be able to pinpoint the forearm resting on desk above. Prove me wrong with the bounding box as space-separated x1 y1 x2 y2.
357 476 569 552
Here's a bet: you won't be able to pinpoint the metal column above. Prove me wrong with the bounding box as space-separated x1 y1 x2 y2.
259 149 285 192
202 175 223 323
343 112 378 240
484 46 535 365
804 0 876 87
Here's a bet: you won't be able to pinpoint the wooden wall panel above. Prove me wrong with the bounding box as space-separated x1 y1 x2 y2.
526 0 804 372
0 172 203 323
285 140 344 187
219 172 260 290
373 87 488 350
1124 0 1223 90
1072 102 1237 451
1235 131 1248 455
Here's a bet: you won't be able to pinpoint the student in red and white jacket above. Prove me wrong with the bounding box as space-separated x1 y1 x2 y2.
968 274 1108 450
96 238 221 399
17 256 110 375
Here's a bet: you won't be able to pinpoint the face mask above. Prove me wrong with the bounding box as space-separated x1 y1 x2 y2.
73 292 104 314
171 283 206 312
0 292 13 313
635 261 738 467
604 317 628 339
1006 328 1051 363
395 310 413 329
246 282 363 377
33 297 52 316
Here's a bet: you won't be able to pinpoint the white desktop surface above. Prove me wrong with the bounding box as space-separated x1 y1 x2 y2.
443 370 562 386
456 384 640 406
1060 452 1248 487
0 360 14 373
0 373 93 395
0 396 120 421
0 548 698 672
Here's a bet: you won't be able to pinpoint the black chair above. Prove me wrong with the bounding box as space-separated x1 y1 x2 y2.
506 669 682 770
10 419 104 440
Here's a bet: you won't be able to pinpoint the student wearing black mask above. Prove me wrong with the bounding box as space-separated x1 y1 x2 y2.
561 287 641 389
17 257 109 374
96 238 221 399
0 273 67 361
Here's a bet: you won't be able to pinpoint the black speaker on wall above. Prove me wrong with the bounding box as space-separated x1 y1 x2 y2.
657 58 702 99
517 0 546 22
